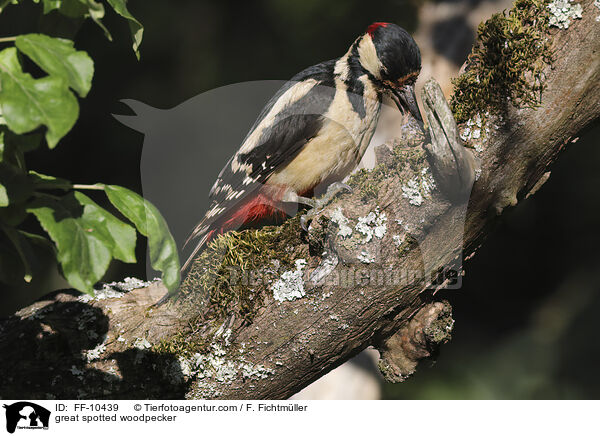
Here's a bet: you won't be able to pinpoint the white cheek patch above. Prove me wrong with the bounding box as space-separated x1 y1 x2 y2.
357 35 385 79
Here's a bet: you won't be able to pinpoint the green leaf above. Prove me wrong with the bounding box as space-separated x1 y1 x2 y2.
80 0 113 41
0 162 32 206
0 226 54 285
106 0 143 59
0 183 6 206
0 202 27 226
28 170 72 190
40 0 113 40
27 191 137 292
40 0 63 14
0 0 17 14
0 127 41 170
104 185 180 292
0 47 78 148
0 130 4 162
16 34 94 97
6 130 42 153
73 191 137 263
2 225 34 282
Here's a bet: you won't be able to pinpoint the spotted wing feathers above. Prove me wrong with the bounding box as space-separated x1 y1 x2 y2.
183 60 337 269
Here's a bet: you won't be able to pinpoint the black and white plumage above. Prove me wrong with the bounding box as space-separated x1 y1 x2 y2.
183 22 422 271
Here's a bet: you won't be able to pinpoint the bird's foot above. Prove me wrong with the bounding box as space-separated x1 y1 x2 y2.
299 182 352 231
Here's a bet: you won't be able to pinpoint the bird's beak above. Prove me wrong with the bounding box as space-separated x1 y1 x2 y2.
390 84 423 125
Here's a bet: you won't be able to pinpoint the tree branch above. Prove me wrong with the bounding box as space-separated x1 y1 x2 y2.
1 0 599 399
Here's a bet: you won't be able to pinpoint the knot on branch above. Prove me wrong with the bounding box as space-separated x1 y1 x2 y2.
422 79 477 200
376 301 454 383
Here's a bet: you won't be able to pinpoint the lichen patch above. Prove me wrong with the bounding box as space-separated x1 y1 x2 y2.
84 339 107 362
402 168 436 206
357 250 376 264
548 0 583 28
177 344 275 392
271 259 307 302
79 277 156 302
133 337 152 350
330 207 353 238
355 207 387 243
393 234 406 247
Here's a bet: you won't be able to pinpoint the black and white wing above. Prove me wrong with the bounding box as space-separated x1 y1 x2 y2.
188 60 337 241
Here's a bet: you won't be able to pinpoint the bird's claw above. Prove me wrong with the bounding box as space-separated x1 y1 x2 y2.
300 182 352 231
300 214 311 232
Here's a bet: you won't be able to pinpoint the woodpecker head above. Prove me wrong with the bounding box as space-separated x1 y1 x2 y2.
356 22 422 123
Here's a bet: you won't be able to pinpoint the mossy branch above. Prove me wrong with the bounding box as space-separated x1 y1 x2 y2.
1 0 599 400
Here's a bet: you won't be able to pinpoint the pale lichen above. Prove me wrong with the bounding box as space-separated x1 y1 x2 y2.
177 338 274 389
133 337 152 350
595 0 600 21
330 207 353 238
84 339 107 362
401 167 436 206
79 277 156 302
460 113 490 152
271 259 307 302
240 363 274 379
69 366 83 376
548 0 583 28
357 250 376 264
393 234 406 247
355 207 387 243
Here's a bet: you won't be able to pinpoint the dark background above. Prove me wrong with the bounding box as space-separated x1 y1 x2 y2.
1 0 599 399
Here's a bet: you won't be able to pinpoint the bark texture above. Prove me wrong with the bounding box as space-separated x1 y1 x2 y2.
0 0 599 400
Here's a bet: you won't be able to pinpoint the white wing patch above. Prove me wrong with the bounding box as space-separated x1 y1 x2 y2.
237 79 319 156
209 79 321 200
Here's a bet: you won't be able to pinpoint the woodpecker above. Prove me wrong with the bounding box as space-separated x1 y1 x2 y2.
183 22 422 271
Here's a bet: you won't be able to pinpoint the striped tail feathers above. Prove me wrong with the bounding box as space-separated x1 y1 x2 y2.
181 200 227 272
181 187 290 273
181 226 215 272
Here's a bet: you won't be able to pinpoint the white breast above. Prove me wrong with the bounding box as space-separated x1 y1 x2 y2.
268 76 381 195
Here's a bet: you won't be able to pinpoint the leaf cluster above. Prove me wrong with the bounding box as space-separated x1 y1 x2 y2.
0 1 180 294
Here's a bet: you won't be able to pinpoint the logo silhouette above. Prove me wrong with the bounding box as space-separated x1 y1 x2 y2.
3 402 50 433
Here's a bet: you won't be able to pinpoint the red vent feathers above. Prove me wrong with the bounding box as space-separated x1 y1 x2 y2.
366 22 389 36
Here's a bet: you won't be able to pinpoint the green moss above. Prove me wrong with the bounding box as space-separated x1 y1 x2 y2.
396 234 416 254
178 143 427 324
348 146 428 202
179 216 303 323
153 325 209 356
348 165 385 201
390 145 428 173
451 0 553 123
